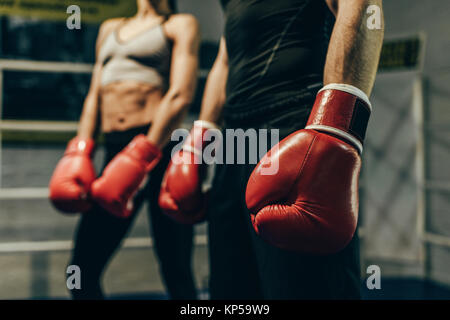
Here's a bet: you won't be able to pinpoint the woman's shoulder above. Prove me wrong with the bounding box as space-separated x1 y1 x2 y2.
95 18 124 52
166 13 199 29
99 18 125 36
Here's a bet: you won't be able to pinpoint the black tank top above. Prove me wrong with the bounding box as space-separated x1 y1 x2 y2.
221 0 334 123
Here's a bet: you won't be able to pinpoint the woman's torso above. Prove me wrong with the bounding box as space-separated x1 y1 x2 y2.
97 17 172 133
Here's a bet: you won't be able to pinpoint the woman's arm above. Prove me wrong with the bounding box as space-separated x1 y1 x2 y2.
77 19 120 139
147 14 201 148
324 0 384 96
77 62 101 139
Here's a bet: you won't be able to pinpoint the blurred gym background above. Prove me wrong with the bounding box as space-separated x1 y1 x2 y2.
0 0 449 299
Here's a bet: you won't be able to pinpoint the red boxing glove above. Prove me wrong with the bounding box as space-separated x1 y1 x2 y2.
159 120 219 224
91 134 161 218
49 137 96 213
246 84 372 254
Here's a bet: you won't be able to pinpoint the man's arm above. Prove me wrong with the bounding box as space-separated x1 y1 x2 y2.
147 14 200 148
324 0 384 95
245 1 384 253
198 37 228 124
77 19 120 139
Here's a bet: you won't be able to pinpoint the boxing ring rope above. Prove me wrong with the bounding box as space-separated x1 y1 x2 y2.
0 120 78 132
0 58 210 253
0 235 208 254
0 59 211 76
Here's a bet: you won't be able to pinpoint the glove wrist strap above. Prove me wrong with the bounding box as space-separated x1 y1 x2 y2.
305 83 372 154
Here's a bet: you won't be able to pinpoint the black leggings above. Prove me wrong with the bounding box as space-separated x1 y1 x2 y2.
69 125 197 300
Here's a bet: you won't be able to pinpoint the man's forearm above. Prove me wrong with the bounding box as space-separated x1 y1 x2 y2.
324 0 384 96
199 36 228 125
198 60 228 124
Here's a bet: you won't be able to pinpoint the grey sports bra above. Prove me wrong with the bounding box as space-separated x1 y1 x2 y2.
98 20 172 88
